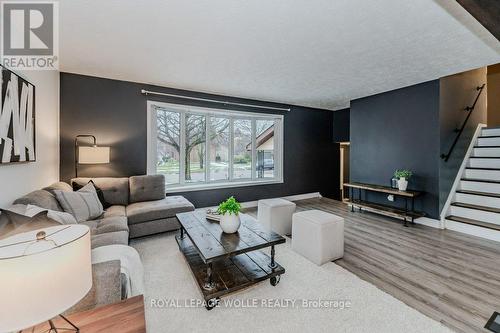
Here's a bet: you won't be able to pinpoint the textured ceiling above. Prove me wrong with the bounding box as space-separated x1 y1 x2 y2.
59 0 500 110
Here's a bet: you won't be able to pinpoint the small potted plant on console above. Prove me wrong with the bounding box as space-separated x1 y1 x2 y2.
394 169 412 191
217 196 242 233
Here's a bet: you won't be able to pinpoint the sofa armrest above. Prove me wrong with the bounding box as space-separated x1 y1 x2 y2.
66 260 122 314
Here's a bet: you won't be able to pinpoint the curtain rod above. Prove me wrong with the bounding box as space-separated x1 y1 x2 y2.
140 89 291 112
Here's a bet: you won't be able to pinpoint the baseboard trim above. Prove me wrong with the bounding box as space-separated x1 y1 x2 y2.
240 192 322 209
414 217 442 229
199 192 322 210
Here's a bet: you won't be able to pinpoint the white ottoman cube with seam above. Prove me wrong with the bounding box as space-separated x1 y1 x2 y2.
292 210 344 265
257 198 296 235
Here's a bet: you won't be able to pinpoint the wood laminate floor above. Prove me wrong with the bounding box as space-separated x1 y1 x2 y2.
244 197 500 333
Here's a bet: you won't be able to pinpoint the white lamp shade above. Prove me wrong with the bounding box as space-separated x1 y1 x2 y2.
0 225 92 332
78 146 110 164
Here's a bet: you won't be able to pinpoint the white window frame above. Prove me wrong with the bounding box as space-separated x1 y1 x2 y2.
147 101 284 193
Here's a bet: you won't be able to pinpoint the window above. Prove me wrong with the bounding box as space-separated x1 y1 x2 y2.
148 101 283 192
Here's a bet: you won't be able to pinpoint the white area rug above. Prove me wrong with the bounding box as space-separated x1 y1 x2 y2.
131 232 452 333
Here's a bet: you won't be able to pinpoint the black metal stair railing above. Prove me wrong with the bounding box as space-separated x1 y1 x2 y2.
440 84 486 162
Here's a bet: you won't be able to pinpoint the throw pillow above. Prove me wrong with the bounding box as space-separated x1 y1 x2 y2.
54 183 104 222
73 180 111 209
0 209 59 240
25 204 77 225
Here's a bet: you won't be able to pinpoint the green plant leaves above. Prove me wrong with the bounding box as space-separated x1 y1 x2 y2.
217 196 241 215
394 169 413 179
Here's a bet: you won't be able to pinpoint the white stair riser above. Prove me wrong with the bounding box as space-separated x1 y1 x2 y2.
449 206 500 225
477 137 500 146
460 181 500 194
472 147 500 157
468 158 500 169
482 128 500 137
465 169 500 181
445 220 500 242
454 193 500 209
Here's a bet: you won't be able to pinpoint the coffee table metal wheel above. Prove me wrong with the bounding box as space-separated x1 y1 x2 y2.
270 275 281 286
205 297 220 310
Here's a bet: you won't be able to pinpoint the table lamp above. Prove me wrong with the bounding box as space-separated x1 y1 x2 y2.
0 225 92 333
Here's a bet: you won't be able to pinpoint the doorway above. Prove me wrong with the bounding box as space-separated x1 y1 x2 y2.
339 142 350 201
487 64 500 127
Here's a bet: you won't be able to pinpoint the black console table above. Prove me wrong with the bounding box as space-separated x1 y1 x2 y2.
343 182 424 226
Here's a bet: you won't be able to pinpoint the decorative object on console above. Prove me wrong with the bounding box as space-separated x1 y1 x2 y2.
394 169 413 191
217 196 241 233
0 65 36 164
0 225 92 333
74 135 110 177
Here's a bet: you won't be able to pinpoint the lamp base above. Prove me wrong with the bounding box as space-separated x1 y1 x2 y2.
20 315 79 333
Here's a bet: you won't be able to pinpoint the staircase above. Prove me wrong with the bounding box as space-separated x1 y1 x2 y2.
445 127 500 241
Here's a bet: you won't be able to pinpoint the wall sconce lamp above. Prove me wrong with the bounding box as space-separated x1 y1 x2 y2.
74 135 110 177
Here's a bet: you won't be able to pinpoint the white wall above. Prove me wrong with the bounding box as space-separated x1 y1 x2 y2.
0 70 60 207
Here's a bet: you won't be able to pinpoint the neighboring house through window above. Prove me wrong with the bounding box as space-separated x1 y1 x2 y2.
147 101 284 192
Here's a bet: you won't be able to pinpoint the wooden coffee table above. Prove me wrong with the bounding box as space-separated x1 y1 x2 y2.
176 211 286 310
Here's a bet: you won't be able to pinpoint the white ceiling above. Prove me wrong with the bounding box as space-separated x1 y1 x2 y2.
59 0 500 110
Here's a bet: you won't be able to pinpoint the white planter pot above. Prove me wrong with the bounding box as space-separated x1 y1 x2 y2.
398 178 408 191
220 214 241 234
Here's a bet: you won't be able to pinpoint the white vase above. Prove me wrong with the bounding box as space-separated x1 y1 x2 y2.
398 177 408 191
220 214 241 233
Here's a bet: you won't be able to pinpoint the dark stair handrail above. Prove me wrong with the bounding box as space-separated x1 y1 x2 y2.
441 84 486 162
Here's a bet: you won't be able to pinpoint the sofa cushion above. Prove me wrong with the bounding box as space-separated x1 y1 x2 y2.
129 175 165 203
54 183 104 222
103 205 126 218
72 177 129 206
90 231 129 249
126 196 195 225
13 190 63 211
43 182 73 195
73 180 112 209
81 216 129 235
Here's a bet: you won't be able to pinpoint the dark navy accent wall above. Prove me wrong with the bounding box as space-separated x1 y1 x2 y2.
350 80 441 219
333 108 350 142
60 73 340 207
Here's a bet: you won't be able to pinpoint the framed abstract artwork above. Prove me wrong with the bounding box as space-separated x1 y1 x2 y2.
0 65 36 164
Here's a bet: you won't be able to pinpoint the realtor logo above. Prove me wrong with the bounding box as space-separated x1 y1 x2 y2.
1 1 59 70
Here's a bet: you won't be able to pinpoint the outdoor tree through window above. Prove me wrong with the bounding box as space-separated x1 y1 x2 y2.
149 102 283 189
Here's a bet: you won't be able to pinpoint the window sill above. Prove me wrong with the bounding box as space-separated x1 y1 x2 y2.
165 179 284 193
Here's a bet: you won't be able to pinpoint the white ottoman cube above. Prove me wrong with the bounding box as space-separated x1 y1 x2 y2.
292 210 344 265
258 198 296 235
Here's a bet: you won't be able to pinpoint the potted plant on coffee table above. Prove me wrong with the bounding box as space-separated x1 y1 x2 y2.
394 169 413 191
217 196 242 233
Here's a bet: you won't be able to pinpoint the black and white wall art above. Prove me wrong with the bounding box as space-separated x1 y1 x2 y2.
0 65 36 164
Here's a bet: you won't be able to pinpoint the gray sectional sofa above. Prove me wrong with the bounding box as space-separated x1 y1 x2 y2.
7 174 195 312
71 175 195 241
